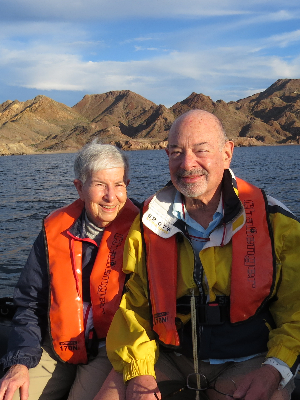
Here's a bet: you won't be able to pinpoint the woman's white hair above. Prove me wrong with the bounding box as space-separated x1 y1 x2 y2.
74 141 129 183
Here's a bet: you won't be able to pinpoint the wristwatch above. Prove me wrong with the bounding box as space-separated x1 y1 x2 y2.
262 358 294 389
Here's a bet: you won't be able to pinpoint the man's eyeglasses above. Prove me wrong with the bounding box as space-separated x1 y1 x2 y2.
155 370 237 399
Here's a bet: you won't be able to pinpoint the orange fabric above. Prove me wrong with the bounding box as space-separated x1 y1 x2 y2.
143 200 180 347
143 178 274 346
90 200 140 339
44 199 139 364
230 177 274 323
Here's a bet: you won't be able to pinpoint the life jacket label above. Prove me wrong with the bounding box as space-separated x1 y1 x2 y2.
97 233 124 314
154 312 169 324
243 200 257 288
59 340 78 351
143 209 179 238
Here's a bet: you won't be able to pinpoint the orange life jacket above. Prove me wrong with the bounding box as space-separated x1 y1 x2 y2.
44 198 139 364
142 177 275 347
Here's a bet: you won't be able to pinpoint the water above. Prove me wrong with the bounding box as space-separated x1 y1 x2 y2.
0 146 299 297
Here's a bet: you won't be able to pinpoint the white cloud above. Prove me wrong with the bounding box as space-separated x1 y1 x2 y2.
199 9 300 40
134 46 166 52
266 30 300 48
0 21 88 43
122 37 154 44
2 0 298 21
245 9 299 24
1 0 300 107
1 41 299 106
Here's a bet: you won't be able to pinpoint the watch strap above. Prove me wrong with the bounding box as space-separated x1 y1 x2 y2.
262 358 293 389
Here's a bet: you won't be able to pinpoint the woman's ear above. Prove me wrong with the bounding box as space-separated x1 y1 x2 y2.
73 179 84 200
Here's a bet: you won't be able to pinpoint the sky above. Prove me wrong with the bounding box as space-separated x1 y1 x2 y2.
1 0 300 108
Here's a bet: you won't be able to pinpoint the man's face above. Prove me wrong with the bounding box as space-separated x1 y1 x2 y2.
74 167 128 228
166 113 233 201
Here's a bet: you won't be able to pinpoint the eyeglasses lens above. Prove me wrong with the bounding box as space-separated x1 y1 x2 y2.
186 373 237 398
186 373 208 390
214 376 237 397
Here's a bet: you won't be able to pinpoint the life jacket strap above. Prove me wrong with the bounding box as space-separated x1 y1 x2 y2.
177 295 230 325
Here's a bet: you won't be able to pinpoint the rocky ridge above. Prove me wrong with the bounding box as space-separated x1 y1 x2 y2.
1 79 299 155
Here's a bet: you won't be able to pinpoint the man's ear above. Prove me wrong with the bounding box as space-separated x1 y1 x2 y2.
223 141 234 168
73 179 84 200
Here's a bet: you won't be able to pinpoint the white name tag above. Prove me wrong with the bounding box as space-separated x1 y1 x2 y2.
143 208 180 238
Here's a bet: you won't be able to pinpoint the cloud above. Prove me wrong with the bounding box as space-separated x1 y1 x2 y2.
1 0 300 107
243 9 300 24
1 39 299 106
134 46 167 52
122 37 154 44
196 9 300 40
2 0 297 22
266 30 300 48
0 21 88 42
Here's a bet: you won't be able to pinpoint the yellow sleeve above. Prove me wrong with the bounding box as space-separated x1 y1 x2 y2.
267 213 300 368
106 215 159 381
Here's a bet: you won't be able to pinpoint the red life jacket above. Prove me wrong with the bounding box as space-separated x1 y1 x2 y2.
142 177 274 347
44 198 139 363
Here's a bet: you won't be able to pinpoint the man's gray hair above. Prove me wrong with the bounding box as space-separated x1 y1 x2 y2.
74 141 129 183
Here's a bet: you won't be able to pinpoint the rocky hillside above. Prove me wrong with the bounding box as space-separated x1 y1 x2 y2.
1 79 299 155
0 95 88 155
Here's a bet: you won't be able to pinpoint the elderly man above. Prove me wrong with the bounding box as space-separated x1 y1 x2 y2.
0 142 139 400
99 110 300 400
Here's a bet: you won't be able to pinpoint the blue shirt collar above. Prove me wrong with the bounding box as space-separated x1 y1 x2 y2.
172 190 223 237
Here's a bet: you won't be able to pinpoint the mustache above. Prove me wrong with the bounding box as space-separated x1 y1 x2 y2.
176 168 208 178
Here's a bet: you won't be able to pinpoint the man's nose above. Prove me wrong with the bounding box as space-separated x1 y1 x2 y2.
180 151 197 170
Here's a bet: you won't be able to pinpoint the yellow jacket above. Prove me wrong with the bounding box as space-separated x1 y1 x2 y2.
106 170 300 381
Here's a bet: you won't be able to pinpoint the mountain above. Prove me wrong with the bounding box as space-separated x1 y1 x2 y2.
0 79 299 155
0 95 88 154
231 79 300 143
71 90 174 141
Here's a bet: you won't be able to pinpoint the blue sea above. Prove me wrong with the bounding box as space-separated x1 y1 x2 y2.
0 145 299 297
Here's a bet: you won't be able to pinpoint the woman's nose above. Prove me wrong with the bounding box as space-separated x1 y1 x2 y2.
103 186 115 202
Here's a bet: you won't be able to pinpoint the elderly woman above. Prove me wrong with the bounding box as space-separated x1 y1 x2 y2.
0 142 139 400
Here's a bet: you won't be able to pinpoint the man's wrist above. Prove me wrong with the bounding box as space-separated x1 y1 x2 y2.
262 358 293 389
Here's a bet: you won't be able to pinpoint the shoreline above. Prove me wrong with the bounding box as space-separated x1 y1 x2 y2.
1 141 299 157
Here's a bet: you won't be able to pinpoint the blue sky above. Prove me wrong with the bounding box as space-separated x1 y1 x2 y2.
1 0 300 108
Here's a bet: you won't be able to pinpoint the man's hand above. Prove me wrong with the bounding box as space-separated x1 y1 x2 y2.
0 365 30 400
126 375 161 400
231 365 282 400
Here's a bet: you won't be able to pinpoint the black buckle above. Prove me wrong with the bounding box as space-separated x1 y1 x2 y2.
199 303 224 325
198 297 229 325
86 328 99 359
176 296 229 325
